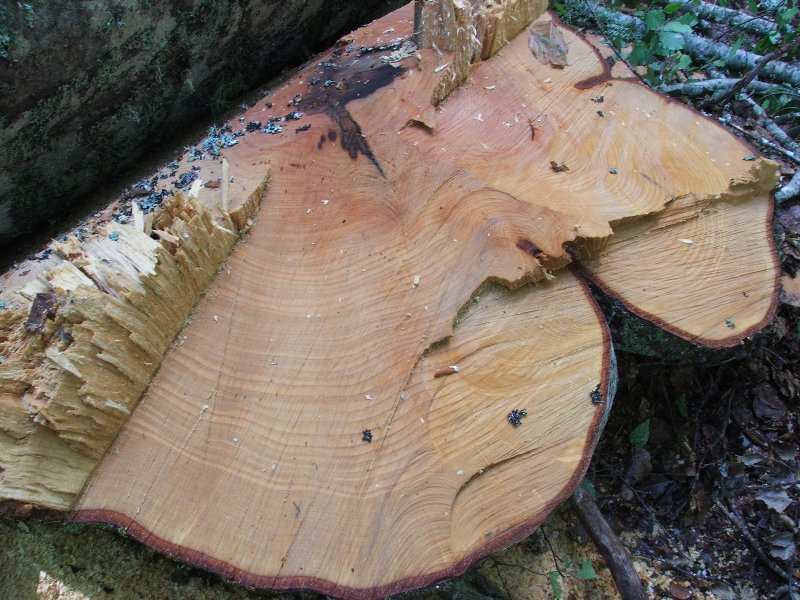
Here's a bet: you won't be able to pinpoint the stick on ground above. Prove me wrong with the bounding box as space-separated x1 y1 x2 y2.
571 483 648 600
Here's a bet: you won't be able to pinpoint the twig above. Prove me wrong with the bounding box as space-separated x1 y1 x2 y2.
655 0 789 37
570 0 800 87
571 483 648 600
723 119 800 164
632 552 734 585
736 478 800 492
776 170 800 204
743 95 800 158
709 47 788 108
541 526 567 578
713 497 793 583
658 77 778 96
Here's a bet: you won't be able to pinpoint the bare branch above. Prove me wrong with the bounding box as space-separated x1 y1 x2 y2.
659 77 778 96
659 0 789 37
570 0 800 88
743 95 800 159
572 483 648 600
776 170 800 203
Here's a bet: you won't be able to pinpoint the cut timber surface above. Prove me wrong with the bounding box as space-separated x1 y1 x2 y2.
0 1 779 597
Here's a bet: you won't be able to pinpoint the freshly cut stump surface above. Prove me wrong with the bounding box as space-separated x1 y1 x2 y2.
0 1 779 598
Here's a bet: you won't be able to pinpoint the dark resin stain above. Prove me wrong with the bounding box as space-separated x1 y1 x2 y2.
330 106 386 178
574 73 610 90
516 238 543 257
299 43 408 178
25 292 57 332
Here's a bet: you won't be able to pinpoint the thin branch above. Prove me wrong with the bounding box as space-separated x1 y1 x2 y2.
713 497 793 583
739 478 800 492
656 0 789 37
571 483 648 600
722 119 800 164
632 552 735 585
541 526 567 578
709 46 788 108
743 95 800 158
776 170 800 203
658 77 778 96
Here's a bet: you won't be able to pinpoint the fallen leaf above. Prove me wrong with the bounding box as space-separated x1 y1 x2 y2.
752 384 786 420
708 583 736 599
738 451 762 466
576 558 598 580
529 20 568 68
25 292 57 332
757 489 793 513
669 581 692 599
203 180 221 188
621 446 652 501
773 441 798 461
781 274 800 308
766 531 796 561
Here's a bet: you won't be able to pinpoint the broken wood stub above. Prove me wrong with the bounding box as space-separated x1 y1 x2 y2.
0 188 265 508
417 0 548 103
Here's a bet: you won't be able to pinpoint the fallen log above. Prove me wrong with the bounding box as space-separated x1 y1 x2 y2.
0 1 779 597
0 0 407 250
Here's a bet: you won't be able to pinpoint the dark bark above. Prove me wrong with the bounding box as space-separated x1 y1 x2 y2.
0 0 405 251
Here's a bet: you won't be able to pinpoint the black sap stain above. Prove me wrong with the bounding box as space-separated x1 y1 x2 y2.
301 41 409 178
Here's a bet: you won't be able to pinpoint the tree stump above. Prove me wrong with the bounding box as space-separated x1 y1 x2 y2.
0 1 778 597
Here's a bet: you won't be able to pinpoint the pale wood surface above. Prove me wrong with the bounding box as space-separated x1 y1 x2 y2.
0 1 779 596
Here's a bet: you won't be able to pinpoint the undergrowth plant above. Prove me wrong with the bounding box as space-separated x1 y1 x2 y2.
556 0 800 114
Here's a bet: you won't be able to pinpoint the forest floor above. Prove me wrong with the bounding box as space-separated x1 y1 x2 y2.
2 1 800 599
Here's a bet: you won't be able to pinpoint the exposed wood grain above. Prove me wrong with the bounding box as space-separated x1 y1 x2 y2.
0 1 779 597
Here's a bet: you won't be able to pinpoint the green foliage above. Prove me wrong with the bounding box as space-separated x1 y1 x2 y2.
623 6 697 84
546 571 563 599
583 476 597 500
600 0 800 112
629 419 650 448
758 84 800 116
576 558 599 580
0 32 10 60
675 394 688 419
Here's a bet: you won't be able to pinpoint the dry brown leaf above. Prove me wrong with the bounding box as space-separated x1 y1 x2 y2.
782 274 800 308
529 20 568 68
669 581 692 599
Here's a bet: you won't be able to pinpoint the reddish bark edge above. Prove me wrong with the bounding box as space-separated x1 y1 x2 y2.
574 214 781 349
554 13 781 348
572 191 780 350
69 278 614 600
